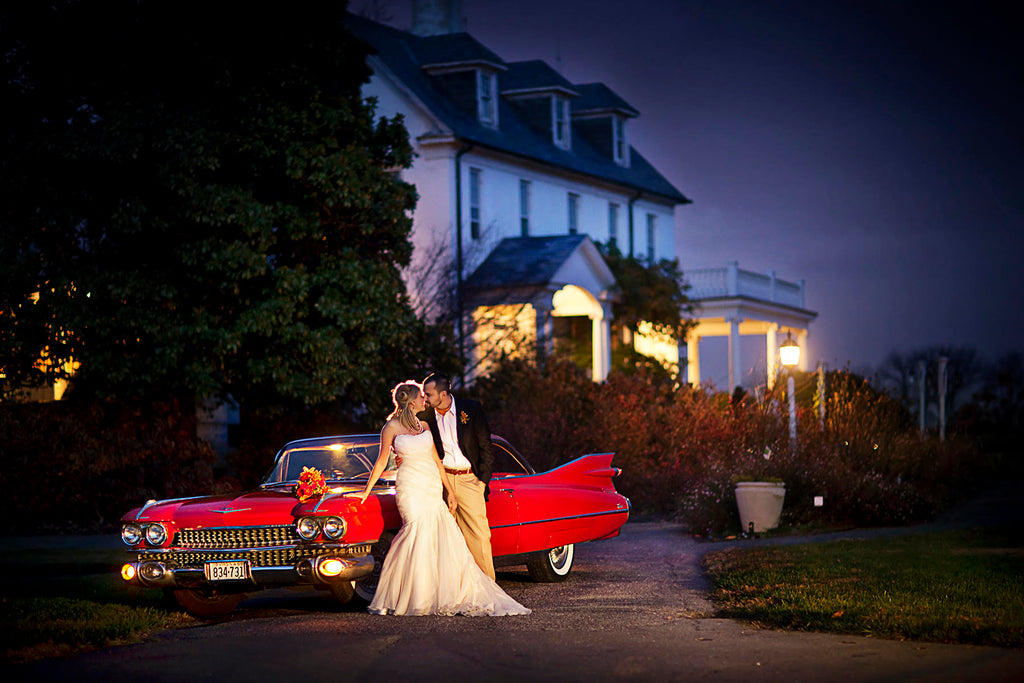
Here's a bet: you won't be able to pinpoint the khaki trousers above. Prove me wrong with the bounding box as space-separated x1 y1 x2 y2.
443 472 495 580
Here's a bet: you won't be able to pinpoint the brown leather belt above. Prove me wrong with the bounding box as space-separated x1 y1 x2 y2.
444 467 472 475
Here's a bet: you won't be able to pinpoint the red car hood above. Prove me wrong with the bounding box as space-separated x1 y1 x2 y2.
122 483 388 533
126 488 310 529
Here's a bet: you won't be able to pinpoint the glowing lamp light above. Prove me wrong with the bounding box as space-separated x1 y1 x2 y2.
121 564 137 581
780 333 800 367
319 558 345 577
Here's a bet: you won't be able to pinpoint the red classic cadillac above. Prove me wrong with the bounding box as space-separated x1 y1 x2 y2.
120 434 630 617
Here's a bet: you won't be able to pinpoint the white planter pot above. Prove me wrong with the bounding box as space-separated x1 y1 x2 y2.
735 481 786 532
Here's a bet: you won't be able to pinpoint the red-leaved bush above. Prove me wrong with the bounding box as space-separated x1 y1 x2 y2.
472 359 988 532
3 360 989 535
0 399 217 533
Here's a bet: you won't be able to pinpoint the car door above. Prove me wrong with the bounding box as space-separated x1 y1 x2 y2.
485 440 529 556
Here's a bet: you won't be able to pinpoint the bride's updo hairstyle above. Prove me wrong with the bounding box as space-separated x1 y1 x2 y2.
389 381 423 432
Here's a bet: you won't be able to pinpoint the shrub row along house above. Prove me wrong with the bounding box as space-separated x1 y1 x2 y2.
348 5 816 387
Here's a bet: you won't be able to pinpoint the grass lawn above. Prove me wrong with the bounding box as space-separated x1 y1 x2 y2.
703 525 1024 647
0 546 193 664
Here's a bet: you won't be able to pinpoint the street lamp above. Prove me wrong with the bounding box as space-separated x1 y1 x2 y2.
780 333 800 450
780 332 800 368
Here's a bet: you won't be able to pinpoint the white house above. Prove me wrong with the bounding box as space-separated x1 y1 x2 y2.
347 4 816 389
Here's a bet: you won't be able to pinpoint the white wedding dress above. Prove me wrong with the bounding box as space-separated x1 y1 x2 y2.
368 430 530 616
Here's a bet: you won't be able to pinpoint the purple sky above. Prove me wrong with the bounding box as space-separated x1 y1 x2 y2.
379 0 1023 379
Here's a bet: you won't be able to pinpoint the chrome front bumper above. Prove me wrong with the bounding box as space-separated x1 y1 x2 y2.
122 553 375 590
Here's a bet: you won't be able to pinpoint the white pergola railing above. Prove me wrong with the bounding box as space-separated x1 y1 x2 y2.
686 261 806 309
684 261 816 391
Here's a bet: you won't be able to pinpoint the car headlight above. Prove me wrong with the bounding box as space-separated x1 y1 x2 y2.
322 516 346 540
122 523 143 545
145 523 168 546
296 516 319 540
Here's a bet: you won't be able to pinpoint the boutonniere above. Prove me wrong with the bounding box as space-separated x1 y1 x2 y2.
460 410 469 424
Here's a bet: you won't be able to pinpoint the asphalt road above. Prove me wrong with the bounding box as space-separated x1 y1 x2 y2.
8 520 1024 683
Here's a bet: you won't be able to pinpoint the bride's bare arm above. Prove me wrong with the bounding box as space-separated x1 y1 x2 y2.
357 422 397 503
434 449 458 514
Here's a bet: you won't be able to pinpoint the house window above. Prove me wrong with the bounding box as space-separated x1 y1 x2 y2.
477 71 497 125
608 202 620 249
568 193 580 234
553 96 571 149
613 116 628 165
519 180 531 236
646 212 657 261
469 167 482 240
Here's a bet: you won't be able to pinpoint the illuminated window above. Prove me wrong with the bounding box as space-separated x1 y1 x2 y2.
472 304 537 378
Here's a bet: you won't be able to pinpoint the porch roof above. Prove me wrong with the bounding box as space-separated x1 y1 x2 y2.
463 235 616 306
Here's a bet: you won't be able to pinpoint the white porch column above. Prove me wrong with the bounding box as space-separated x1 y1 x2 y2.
766 323 779 389
687 334 701 385
591 303 612 382
728 316 743 391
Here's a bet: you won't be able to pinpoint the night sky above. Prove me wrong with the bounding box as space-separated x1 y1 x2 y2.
379 0 1023 383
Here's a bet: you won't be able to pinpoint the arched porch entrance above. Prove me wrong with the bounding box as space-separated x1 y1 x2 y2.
462 235 616 382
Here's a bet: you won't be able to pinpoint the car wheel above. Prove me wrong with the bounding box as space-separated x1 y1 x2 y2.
527 544 574 582
172 588 245 618
352 530 395 603
328 579 355 605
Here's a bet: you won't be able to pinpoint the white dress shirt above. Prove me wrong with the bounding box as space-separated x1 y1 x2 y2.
436 398 473 470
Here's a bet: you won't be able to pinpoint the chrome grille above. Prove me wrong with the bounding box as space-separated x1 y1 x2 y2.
174 525 298 549
138 544 373 568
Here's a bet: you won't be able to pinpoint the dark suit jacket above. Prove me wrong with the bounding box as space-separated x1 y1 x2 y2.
418 396 494 498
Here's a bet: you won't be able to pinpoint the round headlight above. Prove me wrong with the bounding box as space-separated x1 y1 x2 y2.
122 523 143 546
139 562 165 581
145 523 167 546
322 516 346 540
296 516 319 540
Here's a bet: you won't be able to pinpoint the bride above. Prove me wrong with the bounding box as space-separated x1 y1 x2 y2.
355 381 530 617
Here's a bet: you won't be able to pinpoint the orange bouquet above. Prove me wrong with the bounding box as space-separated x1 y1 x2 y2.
294 467 329 502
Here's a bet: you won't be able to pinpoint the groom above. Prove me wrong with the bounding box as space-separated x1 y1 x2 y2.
418 372 496 581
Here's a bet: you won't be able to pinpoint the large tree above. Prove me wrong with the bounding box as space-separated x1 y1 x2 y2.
1 1 458 413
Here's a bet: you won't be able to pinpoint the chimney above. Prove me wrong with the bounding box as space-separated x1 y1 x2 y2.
411 0 463 36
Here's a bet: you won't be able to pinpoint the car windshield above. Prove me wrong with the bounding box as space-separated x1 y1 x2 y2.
263 435 393 486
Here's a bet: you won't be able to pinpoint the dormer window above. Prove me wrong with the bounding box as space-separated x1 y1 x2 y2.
477 70 498 126
570 84 637 165
613 116 629 166
553 96 571 149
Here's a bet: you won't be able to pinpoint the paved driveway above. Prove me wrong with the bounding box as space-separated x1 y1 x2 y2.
8 518 1024 683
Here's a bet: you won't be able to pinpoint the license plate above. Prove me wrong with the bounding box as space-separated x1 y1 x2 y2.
204 560 251 581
